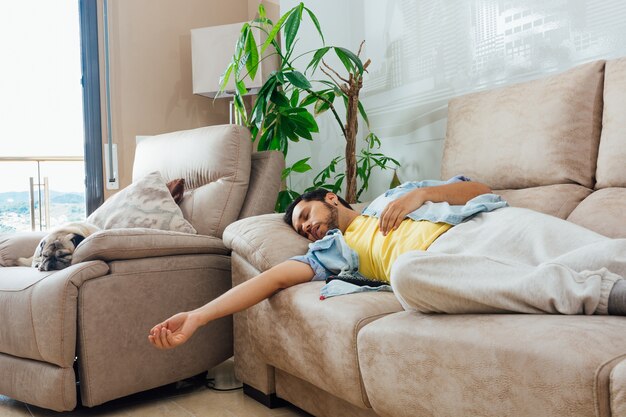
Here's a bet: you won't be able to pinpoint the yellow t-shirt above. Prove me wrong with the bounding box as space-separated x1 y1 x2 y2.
343 215 452 283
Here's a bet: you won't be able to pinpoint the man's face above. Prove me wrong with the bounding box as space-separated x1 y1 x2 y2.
291 199 339 241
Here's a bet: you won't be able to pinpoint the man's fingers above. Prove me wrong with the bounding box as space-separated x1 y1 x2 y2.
379 208 388 232
390 214 400 233
148 334 155 346
381 205 397 233
166 330 180 347
158 327 169 348
384 206 401 234
150 333 163 349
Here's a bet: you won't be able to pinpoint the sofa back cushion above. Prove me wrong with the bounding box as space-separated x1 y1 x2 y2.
441 60 605 190
567 188 626 238
596 57 626 189
133 125 252 238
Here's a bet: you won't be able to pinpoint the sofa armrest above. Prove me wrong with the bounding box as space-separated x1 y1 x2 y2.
223 213 310 272
0 232 48 266
72 228 229 264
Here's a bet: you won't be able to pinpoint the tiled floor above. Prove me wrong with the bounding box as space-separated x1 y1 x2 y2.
0 360 310 417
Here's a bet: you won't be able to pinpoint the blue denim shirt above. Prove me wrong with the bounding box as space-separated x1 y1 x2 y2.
291 176 508 281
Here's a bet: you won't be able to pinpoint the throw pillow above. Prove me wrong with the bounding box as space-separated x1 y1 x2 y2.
87 171 197 234
166 178 185 204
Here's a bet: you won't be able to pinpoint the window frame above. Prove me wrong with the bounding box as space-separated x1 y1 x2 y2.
78 0 104 215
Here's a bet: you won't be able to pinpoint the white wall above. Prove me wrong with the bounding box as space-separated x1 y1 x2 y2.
282 0 626 200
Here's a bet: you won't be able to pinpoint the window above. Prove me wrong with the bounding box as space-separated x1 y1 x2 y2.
0 0 102 232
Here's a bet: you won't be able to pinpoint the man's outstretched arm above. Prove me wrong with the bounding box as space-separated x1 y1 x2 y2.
148 260 314 349
379 181 492 234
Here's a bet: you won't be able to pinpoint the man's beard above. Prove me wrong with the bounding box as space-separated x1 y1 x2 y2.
322 202 340 231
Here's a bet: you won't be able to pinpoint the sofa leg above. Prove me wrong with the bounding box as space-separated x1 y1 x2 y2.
243 383 288 409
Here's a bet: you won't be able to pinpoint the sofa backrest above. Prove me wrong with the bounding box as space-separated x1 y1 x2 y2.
133 124 251 238
442 60 605 190
237 151 284 220
441 58 626 238
595 57 626 190
566 57 626 238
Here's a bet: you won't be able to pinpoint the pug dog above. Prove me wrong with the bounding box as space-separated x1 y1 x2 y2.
17 222 101 271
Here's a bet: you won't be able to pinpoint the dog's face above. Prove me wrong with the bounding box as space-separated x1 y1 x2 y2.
32 232 86 271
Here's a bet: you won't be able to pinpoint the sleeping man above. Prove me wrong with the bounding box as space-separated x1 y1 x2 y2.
149 176 626 349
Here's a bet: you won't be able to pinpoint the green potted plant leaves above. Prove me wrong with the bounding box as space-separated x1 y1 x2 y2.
219 2 400 211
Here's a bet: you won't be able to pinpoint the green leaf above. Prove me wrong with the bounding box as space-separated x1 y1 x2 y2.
236 23 249 54
313 90 335 115
250 95 266 125
284 71 312 89
281 167 292 180
332 176 344 193
218 62 234 92
289 111 318 132
233 94 247 123
259 3 266 19
290 90 300 107
252 17 271 25
270 90 290 107
269 130 283 153
305 46 331 74
284 7 302 52
304 7 324 44
281 117 300 141
300 93 320 107
293 123 313 140
334 47 364 74
314 98 330 115
249 125 259 142
357 101 369 128
333 47 354 73
236 79 248 96
292 157 312 173
262 8 292 54
244 28 259 80
275 189 301 213
257 126 274 151
235 51 250 77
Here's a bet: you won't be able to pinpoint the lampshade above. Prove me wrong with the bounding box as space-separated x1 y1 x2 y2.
191 22 279 98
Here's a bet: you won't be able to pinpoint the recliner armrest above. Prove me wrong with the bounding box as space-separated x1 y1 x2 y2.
223 213 310 272
0 232 48 266
72 228 229 264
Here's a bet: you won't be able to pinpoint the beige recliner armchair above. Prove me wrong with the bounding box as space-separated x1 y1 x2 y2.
0 124 284 411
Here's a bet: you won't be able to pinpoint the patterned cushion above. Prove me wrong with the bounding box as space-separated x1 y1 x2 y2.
87 172 196 234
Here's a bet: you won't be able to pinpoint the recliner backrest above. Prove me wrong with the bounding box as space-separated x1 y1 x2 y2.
133 124 252 238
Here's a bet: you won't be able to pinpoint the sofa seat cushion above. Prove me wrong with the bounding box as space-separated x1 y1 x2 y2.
0 261 109 367
248 281 402 409
494 184 592 219
567 188 626 238
358 312 626 417
442 60 605 189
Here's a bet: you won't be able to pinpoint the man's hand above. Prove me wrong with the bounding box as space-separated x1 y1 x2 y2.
148 311 201 350
147 260 314 351
379 189 425 235
378 181 492 235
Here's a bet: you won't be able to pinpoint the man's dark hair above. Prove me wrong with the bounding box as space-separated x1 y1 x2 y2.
283 189 352 226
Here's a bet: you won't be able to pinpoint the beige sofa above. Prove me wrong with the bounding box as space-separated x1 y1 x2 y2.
223 58 626 417
0 125 283 412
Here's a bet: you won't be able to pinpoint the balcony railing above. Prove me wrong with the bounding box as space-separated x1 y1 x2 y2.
0 157 85 232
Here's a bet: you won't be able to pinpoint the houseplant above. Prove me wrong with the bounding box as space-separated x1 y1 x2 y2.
219 2 399 210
